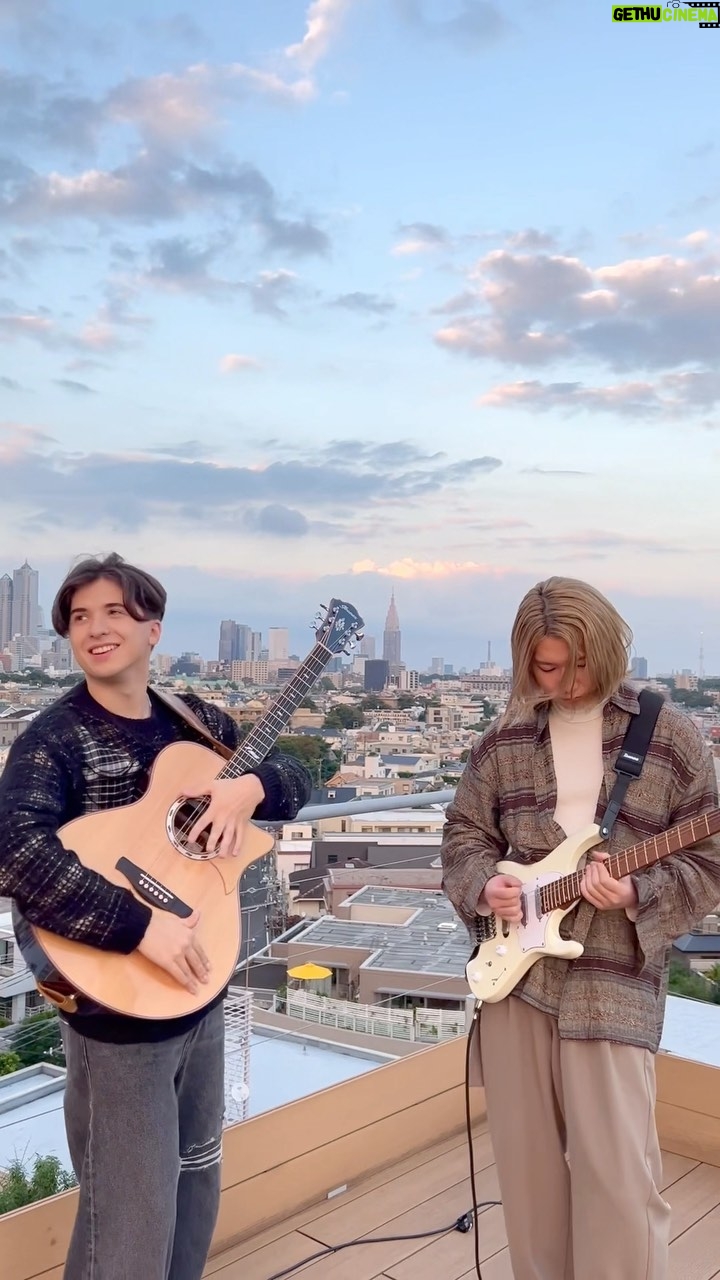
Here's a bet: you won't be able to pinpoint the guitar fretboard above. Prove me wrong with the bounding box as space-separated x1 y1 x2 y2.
540 809 720 914
216 644 332 779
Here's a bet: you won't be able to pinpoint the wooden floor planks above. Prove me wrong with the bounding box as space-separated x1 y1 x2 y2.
205 1126 720 1280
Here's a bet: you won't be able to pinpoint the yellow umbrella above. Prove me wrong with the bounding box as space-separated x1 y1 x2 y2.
287 963 332 981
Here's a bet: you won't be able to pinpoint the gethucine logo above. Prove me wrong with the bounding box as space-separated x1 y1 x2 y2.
612 3 720 22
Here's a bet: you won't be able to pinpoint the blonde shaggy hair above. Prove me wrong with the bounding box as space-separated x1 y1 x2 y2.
507 576 632 717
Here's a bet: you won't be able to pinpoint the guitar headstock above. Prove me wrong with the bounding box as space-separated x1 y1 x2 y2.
315 598 364 655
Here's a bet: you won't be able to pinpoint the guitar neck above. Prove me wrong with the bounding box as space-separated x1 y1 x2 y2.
217 644 333 778
546 809 720 912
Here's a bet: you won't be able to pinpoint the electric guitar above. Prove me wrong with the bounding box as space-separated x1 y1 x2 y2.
465 809 720 1003
18 598 363 1020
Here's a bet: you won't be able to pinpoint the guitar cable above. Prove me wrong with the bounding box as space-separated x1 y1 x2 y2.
262 1001 499 1280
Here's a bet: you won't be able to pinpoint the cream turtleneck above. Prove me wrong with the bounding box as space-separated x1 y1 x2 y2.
548 701 605 837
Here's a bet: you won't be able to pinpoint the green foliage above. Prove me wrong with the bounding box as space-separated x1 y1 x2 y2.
670 689 714 709
276 734 339 784
0 1052 21 1076
0 1154 76 1214
668 959 720 1004
323 704 363 730
9 1010 65 1067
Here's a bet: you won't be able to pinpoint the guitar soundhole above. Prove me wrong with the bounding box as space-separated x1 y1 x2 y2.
168 798 214 860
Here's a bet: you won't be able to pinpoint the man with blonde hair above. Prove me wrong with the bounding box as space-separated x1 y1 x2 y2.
441 576 720 1280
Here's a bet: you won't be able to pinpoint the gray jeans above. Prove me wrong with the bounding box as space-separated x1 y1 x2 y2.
61 1001 225 1280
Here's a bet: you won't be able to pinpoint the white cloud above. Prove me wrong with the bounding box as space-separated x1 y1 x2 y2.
478 371 720 418
391 221 450 256
351 557 509 580
219 353 263 374
285 0 355 71
107 64 315 146
434 241 720 372
0 313 54 342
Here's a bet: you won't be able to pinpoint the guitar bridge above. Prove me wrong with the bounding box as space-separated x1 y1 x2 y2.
475 915 497 943
116 858 193 919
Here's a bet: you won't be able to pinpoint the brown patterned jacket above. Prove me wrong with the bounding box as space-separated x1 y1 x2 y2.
440 683 720 1051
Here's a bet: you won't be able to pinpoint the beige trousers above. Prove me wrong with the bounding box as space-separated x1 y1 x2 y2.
479 997 671 1280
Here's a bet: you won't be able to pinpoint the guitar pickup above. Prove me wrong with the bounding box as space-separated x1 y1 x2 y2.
116 858 193 919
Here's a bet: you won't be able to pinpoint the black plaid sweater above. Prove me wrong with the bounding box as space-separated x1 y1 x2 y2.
0 683 312 1041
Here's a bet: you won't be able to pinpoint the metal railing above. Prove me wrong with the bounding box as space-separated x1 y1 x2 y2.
295 788 456 821
270 987 466 1043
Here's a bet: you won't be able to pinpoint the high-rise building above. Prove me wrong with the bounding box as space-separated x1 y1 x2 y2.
250 630 262 661
219 620 237 664
218 620 252 664
364 659 389 692
630 656 648 680
0 574 12 648
382 591 401 669
268 627 289 662
399 670 420 690
359 635 376 659
11 561 39 639
431 656 444 675
236 624 251 662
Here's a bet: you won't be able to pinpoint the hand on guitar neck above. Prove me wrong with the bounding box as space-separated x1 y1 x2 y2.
137 909 210 995
580 850 638 911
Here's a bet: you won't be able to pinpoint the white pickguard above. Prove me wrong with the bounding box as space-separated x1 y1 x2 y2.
517 871 568 952
465 824 602 1003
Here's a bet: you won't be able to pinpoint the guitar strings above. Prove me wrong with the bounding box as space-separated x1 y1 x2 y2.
169 644 333 854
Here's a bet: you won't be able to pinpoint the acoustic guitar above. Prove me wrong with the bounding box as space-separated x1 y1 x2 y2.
17 598 363 1019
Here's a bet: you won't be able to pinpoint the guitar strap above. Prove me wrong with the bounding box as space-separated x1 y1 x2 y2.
151 687 235 762
598 688 664 840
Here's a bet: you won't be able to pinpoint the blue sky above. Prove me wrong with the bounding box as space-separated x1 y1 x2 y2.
1 0 718 672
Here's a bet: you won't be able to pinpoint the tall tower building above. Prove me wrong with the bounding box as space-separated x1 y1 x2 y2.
219 620 252 663
268 627 289 662
219 620 238 664
11 561 39 639
0 574 12 648
382 590 402 670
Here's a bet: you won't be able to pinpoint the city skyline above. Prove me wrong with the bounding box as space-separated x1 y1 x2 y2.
0 1 717 671
1 557 712 678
